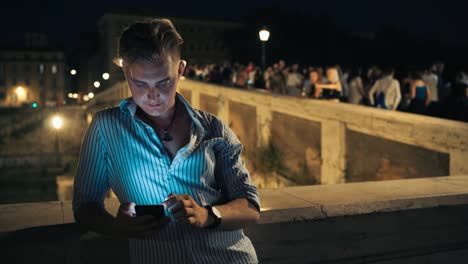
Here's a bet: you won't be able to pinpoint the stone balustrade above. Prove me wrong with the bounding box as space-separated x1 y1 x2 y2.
86 79 468 185
1 176 468 263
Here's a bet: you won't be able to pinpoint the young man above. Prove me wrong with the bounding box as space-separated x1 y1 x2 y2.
73 18 260 263
368 67 402 110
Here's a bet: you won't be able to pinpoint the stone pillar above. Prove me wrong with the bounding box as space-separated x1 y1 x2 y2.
217 95 229 124
450 149 468 175
191 88 200 109
256 106 272 147
321 120 346 184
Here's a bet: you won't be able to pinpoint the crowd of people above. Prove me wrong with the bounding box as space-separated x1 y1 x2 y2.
184 60 468 122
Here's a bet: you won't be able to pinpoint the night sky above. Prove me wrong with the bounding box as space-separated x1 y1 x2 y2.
1 0 468 50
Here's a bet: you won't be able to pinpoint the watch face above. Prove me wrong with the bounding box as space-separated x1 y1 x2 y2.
212 206 222 218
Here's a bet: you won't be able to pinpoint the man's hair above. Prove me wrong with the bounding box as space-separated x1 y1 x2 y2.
382 67 395 76
116 18 183 65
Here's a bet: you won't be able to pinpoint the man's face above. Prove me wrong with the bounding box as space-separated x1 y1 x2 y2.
310 72 319 83
123 54 185 117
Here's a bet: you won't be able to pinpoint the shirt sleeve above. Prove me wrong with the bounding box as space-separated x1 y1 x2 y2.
72 112 109 215
214 121 261 211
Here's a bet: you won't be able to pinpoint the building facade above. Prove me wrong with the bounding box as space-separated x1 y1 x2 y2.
93 11 244 88
0 34 66 107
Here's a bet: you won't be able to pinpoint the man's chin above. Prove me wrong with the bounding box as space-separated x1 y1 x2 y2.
143 104 165 115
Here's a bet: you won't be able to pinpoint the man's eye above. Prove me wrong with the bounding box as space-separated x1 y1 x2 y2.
159 80 171 87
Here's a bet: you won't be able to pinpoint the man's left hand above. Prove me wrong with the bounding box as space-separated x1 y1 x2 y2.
167 194 212 228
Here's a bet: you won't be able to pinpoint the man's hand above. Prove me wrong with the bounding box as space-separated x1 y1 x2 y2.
112 202 170 238
167 194 211 228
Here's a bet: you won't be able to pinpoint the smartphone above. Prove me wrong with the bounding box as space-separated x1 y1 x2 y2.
135 205 165 218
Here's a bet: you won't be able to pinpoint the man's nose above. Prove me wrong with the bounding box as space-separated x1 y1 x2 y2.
147 87 160 99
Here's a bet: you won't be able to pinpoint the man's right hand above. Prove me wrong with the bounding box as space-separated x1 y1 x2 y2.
112 202 170 239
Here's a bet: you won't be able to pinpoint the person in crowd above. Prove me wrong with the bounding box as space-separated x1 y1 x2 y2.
286 63 304 96
308 69 322 98
447 71 468 122
347 68 365 105
368 67 401 110
315 67 342 102
362 66 381 106
409 71 432 115
423 66 439 116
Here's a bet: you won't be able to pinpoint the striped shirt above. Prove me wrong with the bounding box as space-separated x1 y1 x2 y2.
73 93 260 264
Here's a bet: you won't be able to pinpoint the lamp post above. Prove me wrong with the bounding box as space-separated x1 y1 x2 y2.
51 115 63 167
259 28 270 71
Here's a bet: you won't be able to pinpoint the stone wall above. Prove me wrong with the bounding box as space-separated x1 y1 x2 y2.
347 130 450 182
271 112 321 184
86 79 468 185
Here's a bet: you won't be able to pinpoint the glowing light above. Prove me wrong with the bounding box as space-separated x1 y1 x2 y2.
70 69 77 75
94 81 100 88
52 116 63 129
88 92 94 99
16 86 25 96
68 93 73 98
259 29 270 41
102 73 110 80
73 93 78 99
83 95 89 101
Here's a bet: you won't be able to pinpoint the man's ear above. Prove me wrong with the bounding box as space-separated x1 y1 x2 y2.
178 60 187 77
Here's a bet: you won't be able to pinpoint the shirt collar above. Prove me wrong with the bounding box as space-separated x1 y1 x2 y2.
119 97 138 116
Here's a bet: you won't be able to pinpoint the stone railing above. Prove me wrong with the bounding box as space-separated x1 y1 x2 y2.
1 176 468 263
85 79 468 185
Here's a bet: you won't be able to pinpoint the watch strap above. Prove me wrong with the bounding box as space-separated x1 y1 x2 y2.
204 205 222 229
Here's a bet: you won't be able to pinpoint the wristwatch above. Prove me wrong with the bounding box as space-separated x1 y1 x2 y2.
204 205 222 228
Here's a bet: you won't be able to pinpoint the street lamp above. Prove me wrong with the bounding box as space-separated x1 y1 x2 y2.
102 73 110 80
51 115 63 167
259 28 270 71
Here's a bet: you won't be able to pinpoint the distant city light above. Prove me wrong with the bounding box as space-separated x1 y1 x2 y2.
83 95 90 102
73 93 79 99
52 115 63 129
68 93 73 98
94 81 100 88
16 86 25 96
102 73 110 80
88 92 94 99
70 69 77 75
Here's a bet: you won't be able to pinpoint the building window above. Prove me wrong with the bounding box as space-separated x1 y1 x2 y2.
39 64 44 74
51 64 57 74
